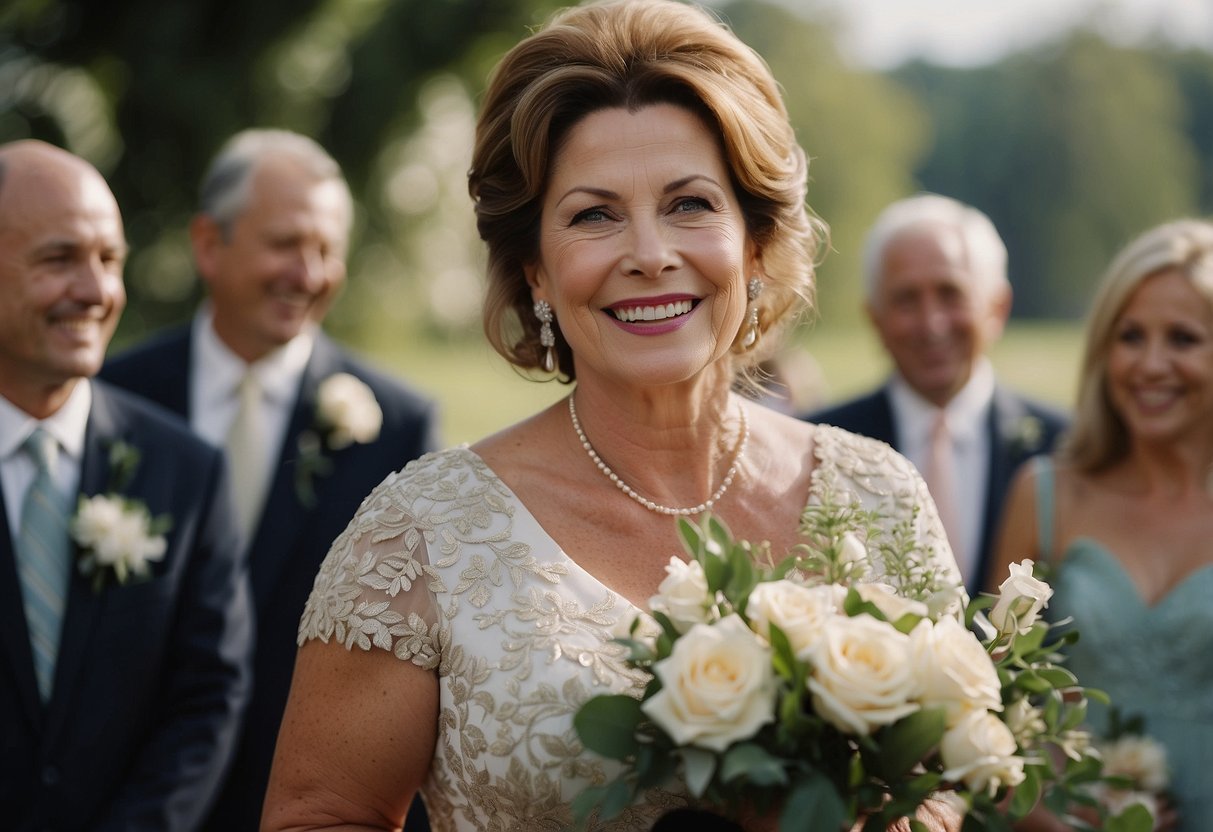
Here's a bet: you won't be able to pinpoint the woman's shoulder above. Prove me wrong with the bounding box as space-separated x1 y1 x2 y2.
810 423 922 495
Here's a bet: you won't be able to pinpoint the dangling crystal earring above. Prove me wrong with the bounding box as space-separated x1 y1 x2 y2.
534 299 556 372
741 276 763 349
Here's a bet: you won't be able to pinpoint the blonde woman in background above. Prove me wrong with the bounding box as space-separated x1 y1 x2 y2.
989 218 1213 831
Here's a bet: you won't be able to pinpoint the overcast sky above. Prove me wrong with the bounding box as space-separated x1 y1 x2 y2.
768 0 1213 69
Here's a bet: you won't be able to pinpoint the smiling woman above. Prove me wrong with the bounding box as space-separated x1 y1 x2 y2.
988 218 1213 832
261 2 966 831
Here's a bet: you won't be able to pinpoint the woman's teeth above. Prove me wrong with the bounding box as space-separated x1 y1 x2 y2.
612 299 693 322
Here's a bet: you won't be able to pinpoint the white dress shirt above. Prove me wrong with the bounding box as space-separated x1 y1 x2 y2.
889 359 995 586
0 382 92 540
189 307 315 496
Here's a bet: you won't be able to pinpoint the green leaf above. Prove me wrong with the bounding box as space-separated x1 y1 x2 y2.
1105 803 1154 832
779 774 847 832
1034 666 1079 688
598 777 635 822
573 695 642 760
570 784 609 829
873 708 946 780
720 742 788 788
682 747 717 797
677 517 703 559
1008 762 1042 818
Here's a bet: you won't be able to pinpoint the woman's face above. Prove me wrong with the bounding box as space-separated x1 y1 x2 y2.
1105 267 1213 446
526 103 756 389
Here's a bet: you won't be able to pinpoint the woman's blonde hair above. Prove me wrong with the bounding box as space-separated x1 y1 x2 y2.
469 0 823 380
1064 218 1213 471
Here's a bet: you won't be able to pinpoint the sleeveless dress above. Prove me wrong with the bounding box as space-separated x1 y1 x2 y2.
298 425 960 832
1033 458 1213 831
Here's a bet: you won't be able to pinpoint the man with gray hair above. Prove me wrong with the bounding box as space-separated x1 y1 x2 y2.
102 128 438 831
805 193 1066 593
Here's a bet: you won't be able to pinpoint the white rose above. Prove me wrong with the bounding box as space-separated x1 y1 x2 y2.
989 560 1053 635
911 617 1003 724
805 614 920 736
649 557 713 634
1003 698 1047 746
70 495 126 549
854 582 929 624
317 373 383 449
746 580 844 656
642 615 776 752
926 583 968 621
611 610 663 648
941 709 1026 796
837 532 870 578
1100 735 1170 792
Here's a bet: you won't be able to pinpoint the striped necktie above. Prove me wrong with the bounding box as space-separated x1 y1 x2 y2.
14 428 73 702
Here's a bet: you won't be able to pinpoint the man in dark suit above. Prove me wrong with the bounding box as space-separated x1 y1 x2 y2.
101 128 438 831
806 194 1066 594
0 142 254 830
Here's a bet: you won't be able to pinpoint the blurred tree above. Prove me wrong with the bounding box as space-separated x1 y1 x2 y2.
0 0 558 347
897 33 1201 317
716 1 930 328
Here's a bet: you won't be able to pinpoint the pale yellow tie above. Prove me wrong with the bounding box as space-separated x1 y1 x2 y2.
924 410 962 571
225 372 273 541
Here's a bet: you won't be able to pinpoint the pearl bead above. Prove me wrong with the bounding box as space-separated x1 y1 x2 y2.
568 394 747 517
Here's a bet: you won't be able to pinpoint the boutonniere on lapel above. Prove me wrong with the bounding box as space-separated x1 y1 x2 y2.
71 440 172 593
1009 415 1045 457
295 373 383 506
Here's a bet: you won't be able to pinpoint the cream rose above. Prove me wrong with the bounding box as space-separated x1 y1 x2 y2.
642 615 777 752
649 557 713 634
911 617 1002 724
941 709 1026 796
317 373 383 449
1100 735 1170 791
854 582 929 623
989 560 1053 636
1003 698 1047 746
805 614 920 735
746 580 845 656
72 495 167 580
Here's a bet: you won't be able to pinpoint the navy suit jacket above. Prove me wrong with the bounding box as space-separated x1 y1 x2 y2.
101 325 439 831
806 383 1067 593
0 382 254 832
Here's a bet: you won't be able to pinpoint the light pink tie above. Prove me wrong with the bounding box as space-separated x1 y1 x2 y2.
924 410 962 566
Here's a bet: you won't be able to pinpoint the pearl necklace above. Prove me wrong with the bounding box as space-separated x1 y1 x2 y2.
567 394 748 516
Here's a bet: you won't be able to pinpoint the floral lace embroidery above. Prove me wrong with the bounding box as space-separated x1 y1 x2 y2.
299 431 958 831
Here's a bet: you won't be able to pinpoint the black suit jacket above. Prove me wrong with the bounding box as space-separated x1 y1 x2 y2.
0 382 254 832
101 325 439 831
806 383 1067 593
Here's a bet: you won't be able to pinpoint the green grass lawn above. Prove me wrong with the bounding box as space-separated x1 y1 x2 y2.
376 321 1084 446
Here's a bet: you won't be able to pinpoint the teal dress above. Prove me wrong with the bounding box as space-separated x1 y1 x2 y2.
1034 459 1213 831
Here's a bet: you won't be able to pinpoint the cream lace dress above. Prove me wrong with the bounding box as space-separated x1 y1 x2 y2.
298 424 959 832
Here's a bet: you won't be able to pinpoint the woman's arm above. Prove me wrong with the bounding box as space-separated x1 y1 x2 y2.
261 640 440 832
985 459 1045 595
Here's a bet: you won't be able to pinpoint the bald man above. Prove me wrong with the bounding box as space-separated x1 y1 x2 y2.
0 141 253 831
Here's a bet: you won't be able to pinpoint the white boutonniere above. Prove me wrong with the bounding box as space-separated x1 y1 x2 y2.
295 373 383 505
72 441 171 592
1011 415 1045 456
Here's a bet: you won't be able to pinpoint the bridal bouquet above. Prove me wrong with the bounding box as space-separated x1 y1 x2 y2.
572 498 1152 832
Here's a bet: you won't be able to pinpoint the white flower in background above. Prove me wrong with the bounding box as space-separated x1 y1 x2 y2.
73 494 168 587
855 581 929 623
612 610 663 648
316 373 383 449
837 532 870 576
1100 735 1170 792
649 556 713 634
990 559 1053 635
805 614 920 735
926 582 967 620
1059 728 1094 762
1003 698 1047 746
642 615 776 752
941 709 1026 796
910 616 1002 724
746 580 844 656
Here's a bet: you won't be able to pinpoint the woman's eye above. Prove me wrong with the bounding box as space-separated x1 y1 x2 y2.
1115 327 1143 345
570 207 610 225
672 196 711 213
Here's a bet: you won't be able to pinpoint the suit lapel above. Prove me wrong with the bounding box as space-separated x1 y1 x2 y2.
247 335 342 604
0 480 44 730
872 387 900 448
978 387 1029 589
42 385 120 734
147 327 193 418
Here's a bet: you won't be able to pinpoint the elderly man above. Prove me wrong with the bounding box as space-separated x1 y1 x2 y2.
0 142 253 830
101 129 438 831
806 194 1067 593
